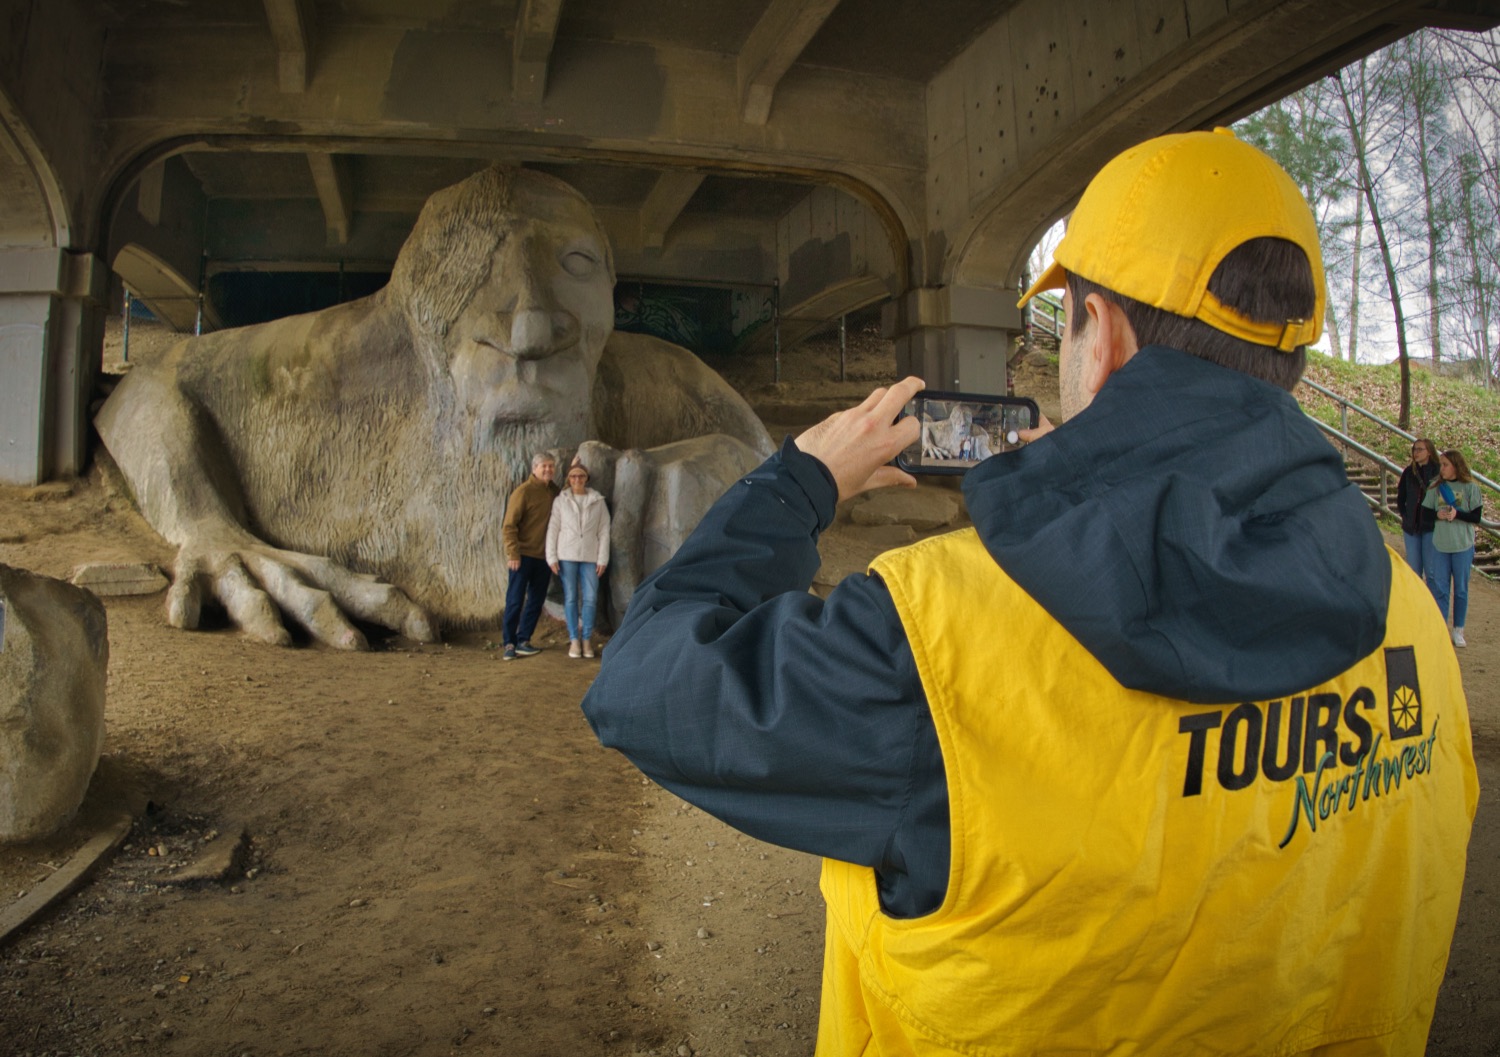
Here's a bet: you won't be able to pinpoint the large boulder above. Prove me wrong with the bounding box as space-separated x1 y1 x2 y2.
0 564 108 842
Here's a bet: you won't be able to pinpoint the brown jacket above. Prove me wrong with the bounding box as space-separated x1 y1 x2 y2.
503 474 559 560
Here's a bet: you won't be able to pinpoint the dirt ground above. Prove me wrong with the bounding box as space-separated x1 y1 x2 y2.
1 326 1497 1056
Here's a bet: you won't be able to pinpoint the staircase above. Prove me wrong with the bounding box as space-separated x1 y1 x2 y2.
1026 291 1064 354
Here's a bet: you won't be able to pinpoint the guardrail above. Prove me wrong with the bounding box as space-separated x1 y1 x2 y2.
1028 292 1064 344
1300 376 1500 498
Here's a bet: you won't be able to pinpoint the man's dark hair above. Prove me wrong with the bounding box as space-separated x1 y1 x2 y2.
1066 237 1315 391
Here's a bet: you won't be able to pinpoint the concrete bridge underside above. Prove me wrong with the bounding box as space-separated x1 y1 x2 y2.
2 0 1497 483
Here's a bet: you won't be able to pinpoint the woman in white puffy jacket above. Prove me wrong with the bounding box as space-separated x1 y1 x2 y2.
546 459 611 658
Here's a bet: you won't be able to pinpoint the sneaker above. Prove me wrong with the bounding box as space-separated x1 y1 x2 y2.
502 645 516 661
582 641 595 659
514 642 541 658
1453 627 1467 648
568 640 581 659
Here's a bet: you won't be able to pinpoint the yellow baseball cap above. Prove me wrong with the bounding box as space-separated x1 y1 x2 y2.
1017 128 1325 352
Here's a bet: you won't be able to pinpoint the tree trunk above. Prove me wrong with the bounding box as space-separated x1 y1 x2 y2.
1337 65 1412 428
1416 110 1442 370
1326 305 1345 361
1349 196 1364 363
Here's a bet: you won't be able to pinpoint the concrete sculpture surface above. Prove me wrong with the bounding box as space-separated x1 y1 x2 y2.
0 565 108 842
96 166 772 647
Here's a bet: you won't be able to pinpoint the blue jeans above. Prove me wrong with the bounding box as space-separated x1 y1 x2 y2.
1402 531 1429 576
559 560 599 640
502 555 552 646
1425 547 1473 628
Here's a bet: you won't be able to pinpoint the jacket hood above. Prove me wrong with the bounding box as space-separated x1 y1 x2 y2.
962 345 1390 704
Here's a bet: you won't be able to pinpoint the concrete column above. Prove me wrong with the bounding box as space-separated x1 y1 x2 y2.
0 248 105 484
883 285 1021 395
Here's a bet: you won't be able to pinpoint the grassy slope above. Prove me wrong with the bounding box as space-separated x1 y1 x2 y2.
1298 353 1499 522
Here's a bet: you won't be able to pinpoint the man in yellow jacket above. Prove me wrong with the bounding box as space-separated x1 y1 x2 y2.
583 130 1478 1055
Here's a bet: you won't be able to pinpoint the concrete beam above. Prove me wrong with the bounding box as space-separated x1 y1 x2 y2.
262 0 313 93
639 171 705 252
306 151 352 246
738 0 843 125
0 248 105 483
513 0 564 106
113 244 214 333
883 284 1022 395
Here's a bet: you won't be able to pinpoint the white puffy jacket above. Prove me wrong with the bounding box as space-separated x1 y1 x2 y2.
546 488 611 566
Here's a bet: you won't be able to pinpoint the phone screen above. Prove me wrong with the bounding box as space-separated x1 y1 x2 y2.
898 393 1037 473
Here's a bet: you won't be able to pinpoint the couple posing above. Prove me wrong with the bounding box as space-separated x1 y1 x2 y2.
501 454 610 660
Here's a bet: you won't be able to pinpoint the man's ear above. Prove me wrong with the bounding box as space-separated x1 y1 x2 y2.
1080 293 1141 397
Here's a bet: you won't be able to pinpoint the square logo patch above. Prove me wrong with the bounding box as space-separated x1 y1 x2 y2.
1384 646 1423 740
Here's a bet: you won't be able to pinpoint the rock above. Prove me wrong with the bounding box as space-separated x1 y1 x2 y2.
173 823 248 883
1025 350 1054 367
0 564 108 842
857 524 920 549
850 488 960 531
68 562 168 597
813 524 919 588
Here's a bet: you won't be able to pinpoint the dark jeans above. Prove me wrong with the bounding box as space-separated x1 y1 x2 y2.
503 555 552 646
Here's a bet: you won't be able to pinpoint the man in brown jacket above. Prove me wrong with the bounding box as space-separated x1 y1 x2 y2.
501 453 559 659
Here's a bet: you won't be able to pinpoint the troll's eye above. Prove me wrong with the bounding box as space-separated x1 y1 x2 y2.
562 250 600 278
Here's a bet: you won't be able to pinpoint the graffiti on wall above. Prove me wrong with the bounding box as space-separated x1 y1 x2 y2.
614 283 774 355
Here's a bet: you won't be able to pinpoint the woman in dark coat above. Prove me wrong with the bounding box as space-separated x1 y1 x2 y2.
1395 437 1440 575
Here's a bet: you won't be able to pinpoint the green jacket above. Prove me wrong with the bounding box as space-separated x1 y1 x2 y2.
1422 479 1483 553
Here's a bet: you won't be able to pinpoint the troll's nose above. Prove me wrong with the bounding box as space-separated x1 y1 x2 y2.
509 308 556 359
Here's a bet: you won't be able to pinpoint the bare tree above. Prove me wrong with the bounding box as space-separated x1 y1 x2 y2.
1334 58 1416 427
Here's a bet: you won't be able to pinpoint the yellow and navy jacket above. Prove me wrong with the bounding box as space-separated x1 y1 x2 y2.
817 533 1474 1055
583 346 1478 1054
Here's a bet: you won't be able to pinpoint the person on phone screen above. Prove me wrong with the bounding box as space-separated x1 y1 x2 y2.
1421 449 1483 647
582 130 1476 1055
1396 438 1441 575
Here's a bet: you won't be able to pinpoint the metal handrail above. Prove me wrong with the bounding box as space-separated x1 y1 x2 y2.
1299 375 1500 495
1028 293 1064 342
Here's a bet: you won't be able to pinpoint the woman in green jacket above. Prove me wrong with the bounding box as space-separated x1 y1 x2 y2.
1422 449 1484 647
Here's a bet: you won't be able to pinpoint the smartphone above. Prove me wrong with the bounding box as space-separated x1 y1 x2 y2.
895 391 1038 474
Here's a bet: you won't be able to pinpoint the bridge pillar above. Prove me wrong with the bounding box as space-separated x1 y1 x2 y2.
0 249 106 485
883 285 1021 395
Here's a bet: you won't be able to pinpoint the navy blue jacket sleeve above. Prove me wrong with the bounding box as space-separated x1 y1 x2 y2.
581 438 949 917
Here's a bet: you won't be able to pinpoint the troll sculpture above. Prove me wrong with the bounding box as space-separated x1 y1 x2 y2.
96 166 772 648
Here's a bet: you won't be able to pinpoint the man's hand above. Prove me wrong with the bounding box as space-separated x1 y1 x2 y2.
795 377 926 502
507 558 521 572
596 562 607 577
1017 412 1056 443
548 561 560 573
